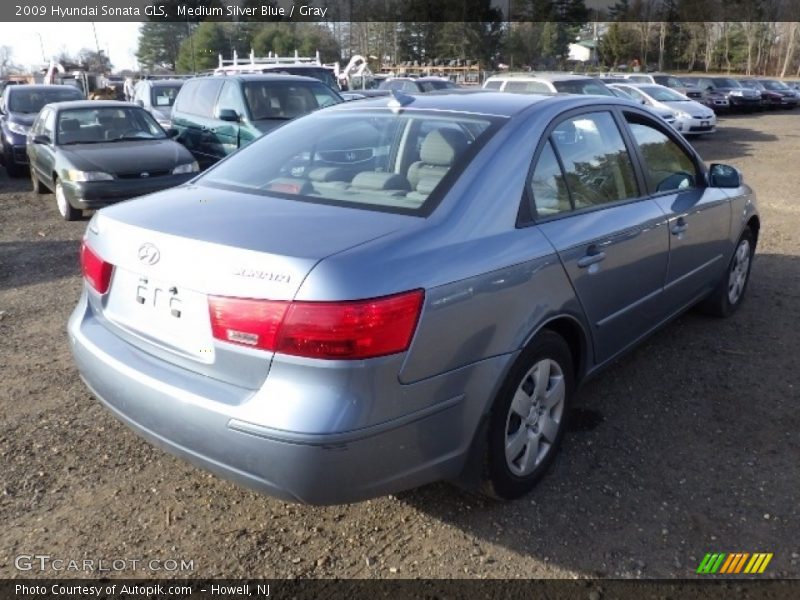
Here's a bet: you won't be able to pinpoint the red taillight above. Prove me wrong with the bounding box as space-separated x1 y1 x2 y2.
208 290 424 360
80 240 113 294
209 296 289 352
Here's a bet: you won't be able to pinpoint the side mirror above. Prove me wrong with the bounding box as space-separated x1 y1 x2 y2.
165 127 179 139
216 108 239 122
33 134 51 145
709 163 742 188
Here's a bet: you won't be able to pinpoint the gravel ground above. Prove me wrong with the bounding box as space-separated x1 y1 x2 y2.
0 110 798 580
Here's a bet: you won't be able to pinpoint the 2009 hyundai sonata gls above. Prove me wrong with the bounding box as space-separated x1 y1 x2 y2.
69 92 759 504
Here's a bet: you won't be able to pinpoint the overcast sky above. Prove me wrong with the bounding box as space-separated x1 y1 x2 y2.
0 22 141 72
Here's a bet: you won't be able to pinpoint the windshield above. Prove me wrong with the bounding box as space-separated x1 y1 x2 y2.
9 87 83 113
640 85 687 102
552 80 614 96
199 109 499 214
243 80 341 120
57 107 166 144
150 84 182 108
714 78 742 88
761 80 789 90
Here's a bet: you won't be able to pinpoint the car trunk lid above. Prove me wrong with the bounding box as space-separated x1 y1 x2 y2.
86 184 412 388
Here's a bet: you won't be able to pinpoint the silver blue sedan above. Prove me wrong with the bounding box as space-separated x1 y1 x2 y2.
69 92 759 504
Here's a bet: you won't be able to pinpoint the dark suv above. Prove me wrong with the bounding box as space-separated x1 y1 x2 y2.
171 74 342 169
0 84 84 176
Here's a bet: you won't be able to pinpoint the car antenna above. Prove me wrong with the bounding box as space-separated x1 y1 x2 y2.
388 89 415 114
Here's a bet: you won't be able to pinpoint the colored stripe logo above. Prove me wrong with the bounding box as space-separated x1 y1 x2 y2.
696 552 773 574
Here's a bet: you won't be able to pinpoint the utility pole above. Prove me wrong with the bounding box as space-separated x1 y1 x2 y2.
91 22 100 53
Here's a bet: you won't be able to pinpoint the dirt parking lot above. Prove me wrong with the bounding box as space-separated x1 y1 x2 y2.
1 111 798 580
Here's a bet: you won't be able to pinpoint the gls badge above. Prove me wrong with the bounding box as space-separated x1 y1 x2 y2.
137 243 160 266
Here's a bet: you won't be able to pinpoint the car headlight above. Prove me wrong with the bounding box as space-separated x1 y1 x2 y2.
172 161 199 175
64 170 114 182
729 90 743 96
8 122 30 136
676 111 692 120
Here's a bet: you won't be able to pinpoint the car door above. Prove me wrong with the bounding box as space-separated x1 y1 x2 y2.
213 80 247 157
622 111 732 310
29 107 57 187
531 109 670 363
172 79 224 169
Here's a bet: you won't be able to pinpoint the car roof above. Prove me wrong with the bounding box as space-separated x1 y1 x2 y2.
7 84 81 93
487 73 597 83
49 100 139 110
325 90 621 118
142 79 185 86
190 73 322 84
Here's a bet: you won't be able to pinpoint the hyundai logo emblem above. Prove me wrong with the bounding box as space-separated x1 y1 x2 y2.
137 243 160 265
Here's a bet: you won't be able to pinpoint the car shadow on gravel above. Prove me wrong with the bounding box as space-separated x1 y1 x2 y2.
397 253 800 578
0 240 80 290
690 126 778 161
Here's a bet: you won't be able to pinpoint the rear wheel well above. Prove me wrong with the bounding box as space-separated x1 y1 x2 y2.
746 215 760 246
541 317 586 382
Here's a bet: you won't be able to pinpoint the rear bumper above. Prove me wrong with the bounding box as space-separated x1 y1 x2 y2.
68 292 500 504
63 175 193 209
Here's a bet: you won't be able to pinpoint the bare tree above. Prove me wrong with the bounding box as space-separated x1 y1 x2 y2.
0 45 19 77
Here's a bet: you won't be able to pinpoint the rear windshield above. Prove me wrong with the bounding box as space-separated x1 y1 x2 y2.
418 80 457 92
9 87 84 113
243 80 341 120
151 84 182 108
552 80 614 96
199 109 500 215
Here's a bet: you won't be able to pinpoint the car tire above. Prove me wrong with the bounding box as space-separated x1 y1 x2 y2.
55 178 81 221
31 169 45 194
482 330 574 500
698 227 755 318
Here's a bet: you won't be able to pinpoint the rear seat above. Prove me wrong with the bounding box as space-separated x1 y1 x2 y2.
407 128 468 193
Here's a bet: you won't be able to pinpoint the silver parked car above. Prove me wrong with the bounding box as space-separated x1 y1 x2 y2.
609 83 717 136
69 93 759 504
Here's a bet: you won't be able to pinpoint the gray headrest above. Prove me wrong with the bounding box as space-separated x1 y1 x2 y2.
420 128 468 166
350 171 411 191
60 119 80 132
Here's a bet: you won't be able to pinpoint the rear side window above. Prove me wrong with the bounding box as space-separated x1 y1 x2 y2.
626 116 698 193
174 79 223 117
550 111 639 209
530 141 571 216
483 81 502 90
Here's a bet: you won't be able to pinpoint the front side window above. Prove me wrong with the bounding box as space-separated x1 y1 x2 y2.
217 81 246 116
199 110 498 214
243 81 341 121
626 116 698 193
550 111 638 209
175 79 223 117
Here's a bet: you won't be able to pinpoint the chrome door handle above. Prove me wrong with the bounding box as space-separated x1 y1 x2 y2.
577 249 607 268
671 217 688 236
